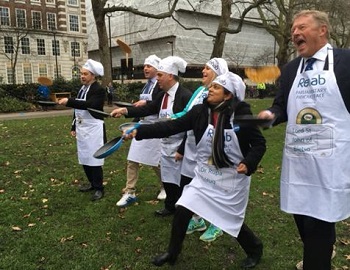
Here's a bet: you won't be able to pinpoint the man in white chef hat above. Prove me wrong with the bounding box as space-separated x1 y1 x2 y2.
59 59 107 201
111 56 193 216
116 54 166 208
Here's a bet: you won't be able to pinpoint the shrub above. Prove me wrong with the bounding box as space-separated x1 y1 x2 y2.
0 96 34 113
114 81 145 102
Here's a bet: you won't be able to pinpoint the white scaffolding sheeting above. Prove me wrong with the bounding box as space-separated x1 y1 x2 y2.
86 0 275 68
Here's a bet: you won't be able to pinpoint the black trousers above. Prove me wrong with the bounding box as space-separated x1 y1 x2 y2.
82 165 104 191
294 214 335 270
162 182 181 212
162 175 197 212
168 206 263 260
180 175 192 190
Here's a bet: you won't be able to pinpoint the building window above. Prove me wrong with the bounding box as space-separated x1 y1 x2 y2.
52 40 60 56
7 65 14 84
16 9 26 28
23 63 33 83
21 37 30 54
38 63 48 77
37 39 46 55
32 11 42 29
68 0 78 6
69 15 79 32
46 0 55 3
71 41 80 58
0 7 10 26
4 36 14 54
47 13 56 30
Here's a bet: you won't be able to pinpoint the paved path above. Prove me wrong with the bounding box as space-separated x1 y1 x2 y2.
0 106 115 121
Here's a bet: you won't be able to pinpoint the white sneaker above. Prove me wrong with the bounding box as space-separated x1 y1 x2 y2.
116 193 137 207
157 189 166 200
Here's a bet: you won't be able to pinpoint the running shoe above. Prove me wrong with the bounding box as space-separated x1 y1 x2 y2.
199 224 223 242
186 218 207 234
116 193 137 207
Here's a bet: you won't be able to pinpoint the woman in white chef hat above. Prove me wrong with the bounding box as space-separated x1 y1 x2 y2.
124 71 266 268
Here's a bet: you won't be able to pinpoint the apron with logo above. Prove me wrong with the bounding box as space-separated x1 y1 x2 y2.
177 122 250 237
127 82 161 166
178 86 208 178
75 86 104 166
281 48 350 222
159 95 184 185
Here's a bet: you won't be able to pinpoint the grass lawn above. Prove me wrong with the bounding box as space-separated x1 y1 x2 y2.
0 98 349 270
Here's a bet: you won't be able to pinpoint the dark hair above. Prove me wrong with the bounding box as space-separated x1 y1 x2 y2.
211 97 239 168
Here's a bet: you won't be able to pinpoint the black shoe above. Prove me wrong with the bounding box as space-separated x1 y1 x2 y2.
91 190 104 201
154 208 175 217
241 256 261 269
79 184 94 192
152 252 176 267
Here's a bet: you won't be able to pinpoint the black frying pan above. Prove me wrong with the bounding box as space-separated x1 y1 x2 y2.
37 101 57 106
234 115 275 128
87 108 111 118
114 101 134 108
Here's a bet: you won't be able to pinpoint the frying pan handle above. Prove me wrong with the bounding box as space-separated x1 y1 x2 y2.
123 122 141 136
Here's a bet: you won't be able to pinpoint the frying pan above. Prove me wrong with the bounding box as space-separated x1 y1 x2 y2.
37 100 57 106
234 115 275 128
114 101 134 108
87 108 111 118
93 122 141 159
118 120 153 131
117 118 171 131
118 122 138 131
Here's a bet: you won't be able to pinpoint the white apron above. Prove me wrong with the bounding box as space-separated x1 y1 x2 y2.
159 99 184 186
179 86 208 178
127 82 161 166
75 86 104 166
177 123 250 237
281 48 350 222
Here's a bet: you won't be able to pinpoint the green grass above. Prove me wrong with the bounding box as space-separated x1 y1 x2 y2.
0 98 349 270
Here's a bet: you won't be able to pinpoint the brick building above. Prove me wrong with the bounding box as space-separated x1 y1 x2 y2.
0 0 88 84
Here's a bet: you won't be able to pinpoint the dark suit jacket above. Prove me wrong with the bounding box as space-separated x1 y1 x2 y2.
270 48 350 125
132 81 162 122
66 81 106 119
126 84 192 118
66 81 106 133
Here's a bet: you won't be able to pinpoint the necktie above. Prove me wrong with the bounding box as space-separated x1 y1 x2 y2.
305 58 317 71
77 85 88 99
142 80 153 94
161 93 169 109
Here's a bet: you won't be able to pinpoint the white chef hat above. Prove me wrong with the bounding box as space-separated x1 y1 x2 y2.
158 56 187 76
144 54 161 69
206 58 228 76
213 72 246 101
82 59 104 76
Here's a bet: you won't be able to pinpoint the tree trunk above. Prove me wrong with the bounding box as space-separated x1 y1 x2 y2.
91 0 110 86
211 0 231 58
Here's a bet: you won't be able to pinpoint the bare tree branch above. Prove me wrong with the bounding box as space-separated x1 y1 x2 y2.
171 14 216 38
104 0 180 18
